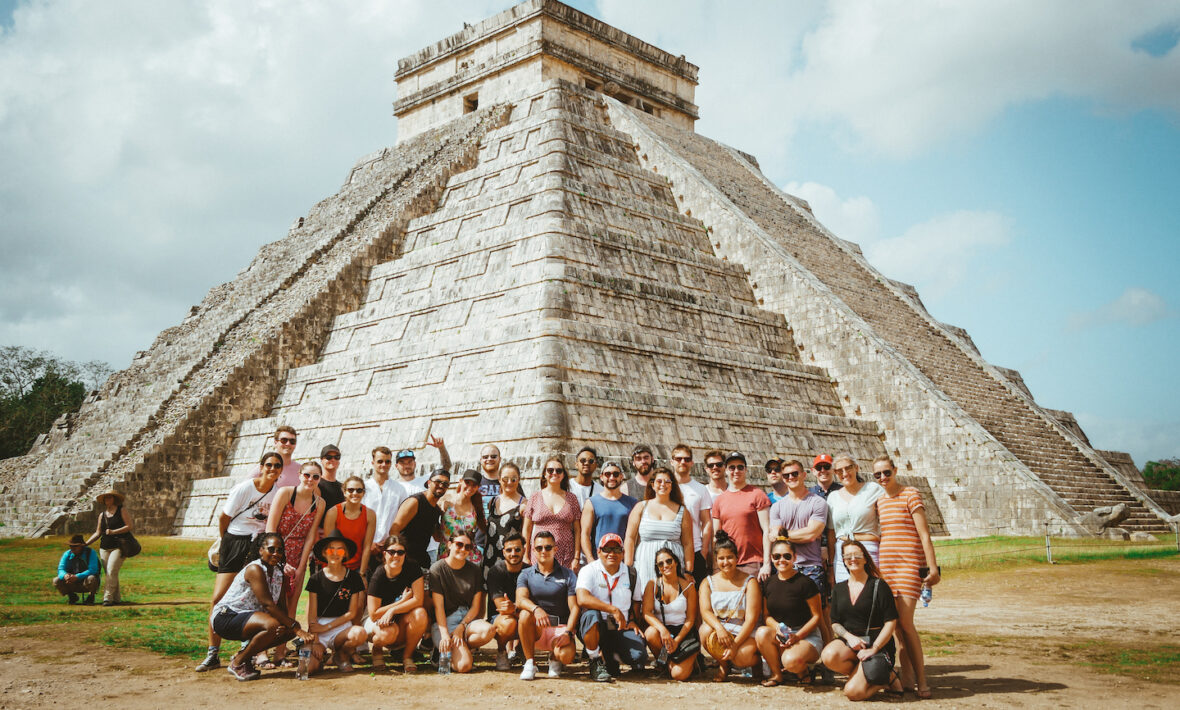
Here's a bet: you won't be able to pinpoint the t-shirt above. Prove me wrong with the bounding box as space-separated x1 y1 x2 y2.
367 564 423 607
428 559 485 615
762 572 820 632
517 563 577 623
830 577 898 656
305 568 365 618
318 478 345 516
575 559 636 622
809 482 843 499
403 492 443 571
365 476 407 545
678 478 712 552
569 479 600 508
587 493 638 554
223 478 278 537
767 488 786 505
711 485 771 566
478 475 502 508
768 492 828 566
625 475 651 501
486 559 524 603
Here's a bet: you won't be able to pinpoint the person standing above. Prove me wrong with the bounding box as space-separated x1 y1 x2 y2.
624 467 693 602
86 490 134 606
827 455 883 583
575 533 647 682
522 456 581 569
196 452 282 673
251 426 302 489
703 449 727 502
476 444 503 503
624 444 656 500
809 454 842 499
265 462 326 620
670 444 713 585
765 459 787 504
570 446 602 507
323 476 377 577
390 468 449 575
873 455 940 699
516 530 579 680
53 535 100 605
439 469 488 565
579 461 638 559
710 452 772 580
317 445 345 512
485 462 527 566
365 446 407 553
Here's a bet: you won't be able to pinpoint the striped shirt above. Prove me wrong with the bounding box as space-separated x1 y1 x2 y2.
876 486 926 599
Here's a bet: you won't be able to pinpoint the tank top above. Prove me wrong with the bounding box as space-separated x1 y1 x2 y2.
212 559 284 620
709 574 751 633
404 492 442 570
655 579 690 626
589 493 636 553
100 506 127 550
333 503 369 570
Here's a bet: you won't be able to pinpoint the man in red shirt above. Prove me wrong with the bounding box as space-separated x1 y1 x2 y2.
710 452 771 581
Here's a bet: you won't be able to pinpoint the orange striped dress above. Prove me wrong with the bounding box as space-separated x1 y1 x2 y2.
876 487 925 599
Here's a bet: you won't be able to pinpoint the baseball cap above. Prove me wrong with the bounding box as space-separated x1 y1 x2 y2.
460 468 481 484
631 444 653 457
598 533 624 550
813 454 833 467
764 457 783 471
320 444 341 457
724 451 746 465
396 449 415 461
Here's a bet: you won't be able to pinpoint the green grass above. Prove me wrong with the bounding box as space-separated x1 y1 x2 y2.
933 535 1177 570
1058 640 1180 685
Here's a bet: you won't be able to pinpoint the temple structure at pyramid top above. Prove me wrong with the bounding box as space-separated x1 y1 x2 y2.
393 0 699 142
0 0 1174 540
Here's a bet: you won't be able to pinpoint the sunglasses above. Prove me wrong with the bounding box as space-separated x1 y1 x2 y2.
873 470 894 479
601 546 623 554
653 479 673 487
834 465 856 474
262 545 283 553
727 465 747 471
767 466 782 473
278 437 296 445
672 456 692 462
656 558 677 567
480 454 500 459
346 487 365 494
262 462 283 469
814 464 831 471
705 461 724 468
322 454 341 460
429 478 449 485
325 548 348 557
534 544 554 552
771 553 793 561
544 467 565 474
501 478 520 484
843 556 866 562
301 473 321 480
784 470 803 479
601 470 622 478
503 547 524 555
577 457 596 464
384 548 406 557
452 541 473 550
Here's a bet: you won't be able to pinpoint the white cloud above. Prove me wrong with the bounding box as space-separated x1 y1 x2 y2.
1069 287 1174 330
784 181 880 244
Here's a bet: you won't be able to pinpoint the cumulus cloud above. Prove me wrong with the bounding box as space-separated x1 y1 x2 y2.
783 180 880 244
1068 287 1175 330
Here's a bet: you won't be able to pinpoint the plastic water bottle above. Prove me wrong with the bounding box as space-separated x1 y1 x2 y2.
920 583 932 608
778 622 793 642
438 651 452 675
657 647 669 665
296 641 311 680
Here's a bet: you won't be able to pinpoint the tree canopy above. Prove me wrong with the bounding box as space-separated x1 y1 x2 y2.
1143 458 1180 492
0 346 113 459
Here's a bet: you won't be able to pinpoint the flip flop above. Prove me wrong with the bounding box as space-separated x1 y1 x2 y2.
760 677 782 688
402 659 418 674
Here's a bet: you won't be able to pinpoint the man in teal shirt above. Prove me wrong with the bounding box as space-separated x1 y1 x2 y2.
54 535 100 605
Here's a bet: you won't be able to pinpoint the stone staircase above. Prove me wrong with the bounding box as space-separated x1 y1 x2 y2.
624 110 1169 535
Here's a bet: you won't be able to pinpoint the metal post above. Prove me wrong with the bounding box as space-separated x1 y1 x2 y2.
1174 522 1178 553
1044 522 1053 564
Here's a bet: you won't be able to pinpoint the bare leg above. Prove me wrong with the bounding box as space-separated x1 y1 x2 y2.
894 595 928 694
400 609 428 670
207 572 236 647
754 626 783 683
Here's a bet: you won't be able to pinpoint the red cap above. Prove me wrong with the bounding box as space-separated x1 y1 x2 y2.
598 533 624 550
813 454 833 467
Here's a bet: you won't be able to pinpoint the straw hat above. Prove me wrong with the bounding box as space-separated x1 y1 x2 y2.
95 490 125 505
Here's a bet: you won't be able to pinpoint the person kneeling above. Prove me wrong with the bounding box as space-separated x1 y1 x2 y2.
54 535 100 605
209 533 313 681
305 531 367 674
575 533 647 682
755 537 824 687
641 547 700 681
365 534 428 673
429 529 496 673
516 530 579 680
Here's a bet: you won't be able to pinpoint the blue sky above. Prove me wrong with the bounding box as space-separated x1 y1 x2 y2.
1 0 1177 466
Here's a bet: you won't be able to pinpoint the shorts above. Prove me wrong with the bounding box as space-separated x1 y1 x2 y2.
535 624 571 652
316 616 355 648
211 608 255 641
795 564 830 605
790 626 824 655
217 533 258 574
362 615 408 647
430 606 468 647
736 561 762 577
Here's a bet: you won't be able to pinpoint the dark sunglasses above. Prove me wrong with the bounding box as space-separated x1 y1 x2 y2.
452 541 473 550
345 487 365 494
705 461 724 468
544 467 565 474
767 466 782 473
301 473 321 480
480 454 500 459
322 454 341 460
784 470 803 478
383 548 406 556
534 544 554 552
771 552 793 561
814 464 831 471
601 546 623 554
262 462 283 469
672 456 692 462
601 470 622 478
873 470 894 479
503 546 524 554
577 457 596 464
656 558 677 567
278 437 296 445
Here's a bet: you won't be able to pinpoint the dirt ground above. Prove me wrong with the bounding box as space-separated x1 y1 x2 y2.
2 558 1177 709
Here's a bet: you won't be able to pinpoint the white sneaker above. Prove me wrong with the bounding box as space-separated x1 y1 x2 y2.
548 659 563 678
496 651 510 671
520 659 537 681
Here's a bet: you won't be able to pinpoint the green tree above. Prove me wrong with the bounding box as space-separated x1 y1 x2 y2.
1142 458 1180 491
0 346 108 459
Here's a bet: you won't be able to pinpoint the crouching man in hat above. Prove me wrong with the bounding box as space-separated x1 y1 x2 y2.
54 535 100 605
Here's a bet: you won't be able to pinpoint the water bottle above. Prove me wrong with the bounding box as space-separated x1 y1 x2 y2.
657 647 669 665
778 622 793 642
438 651 452 675
296 640 311 680
920 583 932 608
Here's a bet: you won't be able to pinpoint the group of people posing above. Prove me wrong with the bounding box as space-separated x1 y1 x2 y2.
197 426 941 700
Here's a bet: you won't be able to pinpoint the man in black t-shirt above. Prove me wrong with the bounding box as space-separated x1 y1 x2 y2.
390 468 450 573
318 445 346 515
486 532 525 670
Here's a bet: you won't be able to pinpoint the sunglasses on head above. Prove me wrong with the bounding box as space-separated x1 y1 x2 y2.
534 544 554 552
278 437 296 445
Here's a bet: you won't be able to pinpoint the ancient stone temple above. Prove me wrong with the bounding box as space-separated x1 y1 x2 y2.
0 0 1170 539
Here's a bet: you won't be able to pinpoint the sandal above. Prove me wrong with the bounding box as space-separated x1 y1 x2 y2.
277 658 297 669
402 659 418 674
760 676 783 688
916 687 932 700
254 654 277 671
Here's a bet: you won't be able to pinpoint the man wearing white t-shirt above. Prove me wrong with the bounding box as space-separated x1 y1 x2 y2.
670 443 713 585
569 446 602 507
365 446 407 551
575 533 647 682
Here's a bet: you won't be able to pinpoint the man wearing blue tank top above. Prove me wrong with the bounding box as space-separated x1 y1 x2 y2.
579 461 638 560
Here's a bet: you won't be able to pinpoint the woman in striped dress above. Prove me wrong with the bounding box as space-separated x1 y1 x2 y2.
873 455 939 700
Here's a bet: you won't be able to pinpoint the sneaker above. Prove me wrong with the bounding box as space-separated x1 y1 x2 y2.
496 650 510 671
84 594 96 605
67 593 79 605
548 659 563 678
227 662 259 681
507 649 522 667
589 656 612 683
100 599 114 607
520 659 537 681
818 664 836 685
195 648 221 672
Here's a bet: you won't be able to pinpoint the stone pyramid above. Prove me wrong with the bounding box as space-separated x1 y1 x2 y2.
0 0 1169 539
